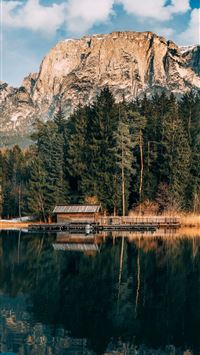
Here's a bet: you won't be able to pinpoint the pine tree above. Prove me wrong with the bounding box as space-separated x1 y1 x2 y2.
128 111 147 211
30 120 68 220
112 120 134 215
143 92 171 200
81 88 119 211
54 106 66 134
160 102 191 209
66 106 89 201
1 145 27 218
179 92 200 211
28 156 47 221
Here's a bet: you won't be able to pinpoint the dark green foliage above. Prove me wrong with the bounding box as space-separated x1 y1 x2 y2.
159 101 191 209
29 118 69 220
82 88 119 211
66 88 119 212
0 145 31 218
179 92 200 211
65 105 89 202
0 89 199 218
27 155 47 221
112 120 133 214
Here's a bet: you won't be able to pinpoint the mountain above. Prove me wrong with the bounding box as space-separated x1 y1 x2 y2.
0 31 200 145
180 45 200 75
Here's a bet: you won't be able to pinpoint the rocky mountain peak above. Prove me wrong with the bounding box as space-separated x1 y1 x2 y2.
0 31 199 145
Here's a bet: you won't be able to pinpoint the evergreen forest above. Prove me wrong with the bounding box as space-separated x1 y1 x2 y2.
0 89 200 220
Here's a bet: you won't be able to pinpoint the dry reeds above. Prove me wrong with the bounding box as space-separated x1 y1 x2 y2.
0 221 42 229
179 213 200 227
0 221 29 229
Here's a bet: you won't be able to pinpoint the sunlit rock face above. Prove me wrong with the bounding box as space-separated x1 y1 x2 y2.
0 31 200 139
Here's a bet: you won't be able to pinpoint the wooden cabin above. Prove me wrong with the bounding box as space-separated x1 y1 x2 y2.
53 204 102 223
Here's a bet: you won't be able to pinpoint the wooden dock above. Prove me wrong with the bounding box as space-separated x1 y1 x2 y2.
28 223 157 233
28 216 180 233
28 222 97 233
98 224 157 231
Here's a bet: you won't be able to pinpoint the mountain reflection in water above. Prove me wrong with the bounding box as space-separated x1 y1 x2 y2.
0 230 199 355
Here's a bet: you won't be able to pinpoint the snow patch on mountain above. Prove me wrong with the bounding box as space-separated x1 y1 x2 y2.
179 45 197 54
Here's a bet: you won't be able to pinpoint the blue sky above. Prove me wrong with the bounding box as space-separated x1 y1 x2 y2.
1 0 200 86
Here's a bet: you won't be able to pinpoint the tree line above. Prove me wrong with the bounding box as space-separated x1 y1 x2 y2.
0 88 199 220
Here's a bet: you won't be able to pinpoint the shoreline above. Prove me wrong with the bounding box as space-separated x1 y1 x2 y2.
0 213 200 229
0 221 41 229
0 215 200 236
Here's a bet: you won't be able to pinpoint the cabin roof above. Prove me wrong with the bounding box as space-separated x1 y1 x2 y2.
53 204 101 214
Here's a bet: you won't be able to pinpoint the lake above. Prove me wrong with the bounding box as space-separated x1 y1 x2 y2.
0 230 199 355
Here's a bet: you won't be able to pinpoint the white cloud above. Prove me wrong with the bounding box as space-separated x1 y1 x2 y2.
1 0 192 37
115 0 190 21
115 0 171 21
2 0 66 36
2 0 115 35
177 9 200 45
170 0 190 13
65 0 115 33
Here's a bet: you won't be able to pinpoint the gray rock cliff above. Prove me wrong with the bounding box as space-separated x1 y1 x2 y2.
0 31 199 141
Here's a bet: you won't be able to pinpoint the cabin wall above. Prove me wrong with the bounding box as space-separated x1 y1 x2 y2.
56 213 100 223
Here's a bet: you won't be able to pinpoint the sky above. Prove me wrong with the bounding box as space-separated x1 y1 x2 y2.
1 0 200 87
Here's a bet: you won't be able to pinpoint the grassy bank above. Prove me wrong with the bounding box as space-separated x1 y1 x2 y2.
0 221 41 229
0 213 200 230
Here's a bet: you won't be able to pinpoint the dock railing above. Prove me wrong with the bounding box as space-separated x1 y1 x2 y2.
99 216 181 226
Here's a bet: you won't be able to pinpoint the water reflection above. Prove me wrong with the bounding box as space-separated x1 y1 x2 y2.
0 230 199 354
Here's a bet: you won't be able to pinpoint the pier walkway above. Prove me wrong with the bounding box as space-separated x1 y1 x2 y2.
28 216 180 233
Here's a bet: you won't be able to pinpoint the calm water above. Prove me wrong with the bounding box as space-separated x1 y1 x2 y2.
0 230 199 355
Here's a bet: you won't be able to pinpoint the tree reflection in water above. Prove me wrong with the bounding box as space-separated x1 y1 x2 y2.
0 230 199 354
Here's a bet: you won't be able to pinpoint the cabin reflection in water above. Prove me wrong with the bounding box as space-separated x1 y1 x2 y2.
52 228 197 255
52 232 105 254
